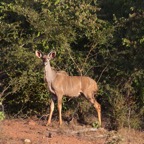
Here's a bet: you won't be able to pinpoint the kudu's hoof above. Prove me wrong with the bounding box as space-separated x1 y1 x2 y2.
46 122 51 126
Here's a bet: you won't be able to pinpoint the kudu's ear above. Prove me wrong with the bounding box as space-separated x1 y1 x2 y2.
48 51 56 59
35 50 43 58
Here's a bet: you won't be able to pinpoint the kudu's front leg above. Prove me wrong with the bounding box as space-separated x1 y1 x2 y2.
57 95 63 125
47 99 54 126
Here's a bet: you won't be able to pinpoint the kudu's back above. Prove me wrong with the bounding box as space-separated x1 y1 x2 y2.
52 73 98 97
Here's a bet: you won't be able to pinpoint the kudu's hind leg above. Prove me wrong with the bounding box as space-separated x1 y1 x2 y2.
85 93 101 126
47 99 55 126
93 99 101 126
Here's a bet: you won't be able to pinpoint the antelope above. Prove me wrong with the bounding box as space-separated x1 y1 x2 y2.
35 50 101 126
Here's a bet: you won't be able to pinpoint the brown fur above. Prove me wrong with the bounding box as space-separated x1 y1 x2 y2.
35 50 101 126
48 73 101 126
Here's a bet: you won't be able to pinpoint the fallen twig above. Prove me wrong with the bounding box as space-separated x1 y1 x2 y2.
47 127 99 134
65 128 98 134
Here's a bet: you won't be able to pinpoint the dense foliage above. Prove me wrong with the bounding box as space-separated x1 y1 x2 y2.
0 0 143 130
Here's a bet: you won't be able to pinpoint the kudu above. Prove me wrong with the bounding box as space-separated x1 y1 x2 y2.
35 50 101 126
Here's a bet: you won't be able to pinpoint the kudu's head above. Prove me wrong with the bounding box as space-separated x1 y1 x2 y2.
35 50 56 66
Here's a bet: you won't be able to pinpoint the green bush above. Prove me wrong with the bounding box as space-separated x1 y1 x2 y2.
0 0 144 130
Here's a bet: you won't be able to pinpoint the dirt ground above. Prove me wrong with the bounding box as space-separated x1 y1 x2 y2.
0 118 144 144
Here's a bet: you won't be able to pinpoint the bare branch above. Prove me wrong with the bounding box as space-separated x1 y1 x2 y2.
97 64 109 83
0 85 10 98
82 44 97 73
66 48 83 75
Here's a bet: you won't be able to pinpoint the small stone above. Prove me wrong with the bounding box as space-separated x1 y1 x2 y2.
24 139 31 144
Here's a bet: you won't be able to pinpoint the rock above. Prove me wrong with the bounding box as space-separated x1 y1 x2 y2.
24 139 31 144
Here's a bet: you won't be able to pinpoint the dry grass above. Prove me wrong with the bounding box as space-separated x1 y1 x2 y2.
0 119 144 144
118 128 144 144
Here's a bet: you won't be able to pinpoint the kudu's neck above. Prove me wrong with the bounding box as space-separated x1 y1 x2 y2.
44 61 56 82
